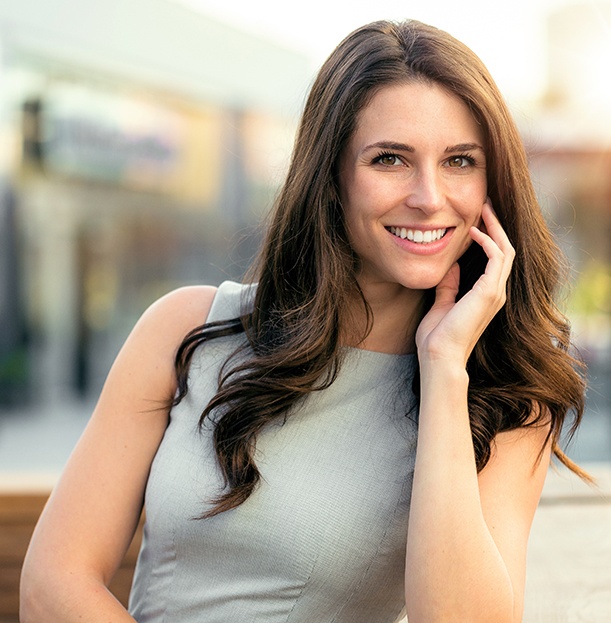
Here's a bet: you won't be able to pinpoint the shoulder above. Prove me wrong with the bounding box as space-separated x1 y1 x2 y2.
143 285 218 334
129 285 218 351
141 281 253 331
105 285 219 405
121 285 218 354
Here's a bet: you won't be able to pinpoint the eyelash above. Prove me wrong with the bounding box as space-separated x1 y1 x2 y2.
448 153 477 167
372 151 402 165
372 151 478 167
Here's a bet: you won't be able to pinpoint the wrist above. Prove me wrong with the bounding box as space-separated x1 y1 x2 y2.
419 358 470 392
418 353 469 377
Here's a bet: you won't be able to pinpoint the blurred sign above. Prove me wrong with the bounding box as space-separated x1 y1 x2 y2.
37 82 183 191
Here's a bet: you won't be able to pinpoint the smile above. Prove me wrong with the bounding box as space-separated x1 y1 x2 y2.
387 226 448 244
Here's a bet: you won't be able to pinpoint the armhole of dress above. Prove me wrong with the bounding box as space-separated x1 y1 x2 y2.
206 280 255 324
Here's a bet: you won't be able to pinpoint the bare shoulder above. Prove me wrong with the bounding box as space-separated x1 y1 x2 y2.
120 285 217 356
102 284 218 409
137 285 218 341
148 284 218 320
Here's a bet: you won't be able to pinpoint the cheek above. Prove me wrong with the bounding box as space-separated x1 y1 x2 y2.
455 203 482 230
341 201 365 254
457 188 485 227
455 175 486 211
342 183 376 230
457 234 475 259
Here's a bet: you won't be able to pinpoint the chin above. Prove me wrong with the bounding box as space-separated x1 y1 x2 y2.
399 273 448 292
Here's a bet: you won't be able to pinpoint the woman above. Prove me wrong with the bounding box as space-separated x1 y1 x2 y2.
20 19 587 623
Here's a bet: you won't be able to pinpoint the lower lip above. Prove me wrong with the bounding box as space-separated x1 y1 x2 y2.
386 227 455 255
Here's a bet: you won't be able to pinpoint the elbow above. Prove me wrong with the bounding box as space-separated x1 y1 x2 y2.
407 610 514 623
20 557 74 622
405 592 516 623
19 568 48 623
20 558 120 622
405 563 518 623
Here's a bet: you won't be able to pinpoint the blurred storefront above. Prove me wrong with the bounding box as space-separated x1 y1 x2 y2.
0 0 311 406
521 1 611 452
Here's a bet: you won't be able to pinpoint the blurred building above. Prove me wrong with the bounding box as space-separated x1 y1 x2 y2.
522 1 611 414
0 0 312 406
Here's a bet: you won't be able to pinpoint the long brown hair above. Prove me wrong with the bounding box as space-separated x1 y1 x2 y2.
174 20 588 518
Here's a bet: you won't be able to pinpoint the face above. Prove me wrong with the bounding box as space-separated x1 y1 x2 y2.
338 81 487 297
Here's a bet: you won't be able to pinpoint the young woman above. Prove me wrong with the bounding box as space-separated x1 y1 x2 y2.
20 19 587 623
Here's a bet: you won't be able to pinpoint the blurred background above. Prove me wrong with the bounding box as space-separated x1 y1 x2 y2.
0 0 610 470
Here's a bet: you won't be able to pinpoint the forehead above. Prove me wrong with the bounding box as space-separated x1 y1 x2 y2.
350 81 484 148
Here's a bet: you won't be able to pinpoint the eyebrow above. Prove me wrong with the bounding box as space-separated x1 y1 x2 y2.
362 140 485 153
444 142 485 153
363 141 414 153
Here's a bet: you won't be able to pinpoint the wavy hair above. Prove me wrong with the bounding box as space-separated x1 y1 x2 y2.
174 19 588 517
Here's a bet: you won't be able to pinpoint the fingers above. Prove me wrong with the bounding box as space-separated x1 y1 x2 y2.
470 200 515 279
417 202 512 362
433 262 460 308
467 199 515 309
480 199 515 257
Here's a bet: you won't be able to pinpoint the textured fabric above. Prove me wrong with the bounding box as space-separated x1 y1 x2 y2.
129 281 418 623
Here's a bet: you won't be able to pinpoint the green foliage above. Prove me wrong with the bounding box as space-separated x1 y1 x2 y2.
568 260 611 316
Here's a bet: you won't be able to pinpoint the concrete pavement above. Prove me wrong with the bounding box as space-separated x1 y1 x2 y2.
524 464 611 622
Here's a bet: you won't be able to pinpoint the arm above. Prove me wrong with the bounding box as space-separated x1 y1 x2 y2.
405 202 548 622
20 285 217 623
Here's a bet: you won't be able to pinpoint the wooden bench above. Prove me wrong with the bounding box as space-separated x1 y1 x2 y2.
0 474 142 622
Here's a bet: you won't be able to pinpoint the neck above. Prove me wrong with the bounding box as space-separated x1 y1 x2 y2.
345 283 427 355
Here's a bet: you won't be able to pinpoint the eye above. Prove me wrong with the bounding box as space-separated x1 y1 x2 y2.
374 152 402 166
447 155 475 168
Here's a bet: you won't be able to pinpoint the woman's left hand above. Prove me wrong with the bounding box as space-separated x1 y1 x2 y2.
415 198 515 367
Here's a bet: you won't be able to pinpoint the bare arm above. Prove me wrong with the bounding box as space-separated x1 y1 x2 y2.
405 201 549 622
20 285 217 623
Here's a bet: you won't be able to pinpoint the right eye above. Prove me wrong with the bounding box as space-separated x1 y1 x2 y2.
374 152 402 166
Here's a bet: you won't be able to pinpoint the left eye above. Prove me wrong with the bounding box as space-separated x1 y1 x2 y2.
447 156 472 168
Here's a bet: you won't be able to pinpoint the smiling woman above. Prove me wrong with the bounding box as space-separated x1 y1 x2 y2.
20 19 587 623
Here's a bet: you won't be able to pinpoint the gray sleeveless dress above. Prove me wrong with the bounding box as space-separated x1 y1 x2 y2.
128 281 418 623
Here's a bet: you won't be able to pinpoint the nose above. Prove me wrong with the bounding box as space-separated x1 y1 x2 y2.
405 167 445 214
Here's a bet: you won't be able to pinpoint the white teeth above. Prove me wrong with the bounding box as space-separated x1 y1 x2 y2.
388 227 447 244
